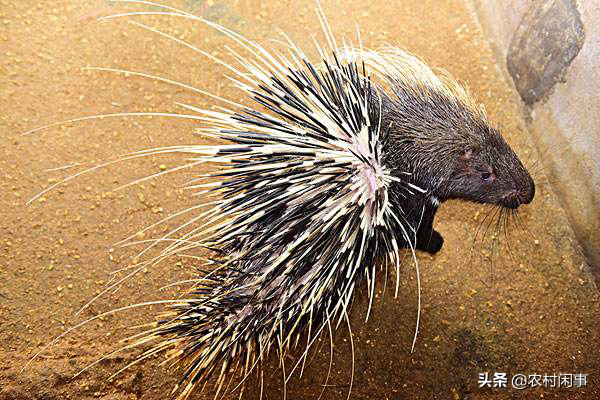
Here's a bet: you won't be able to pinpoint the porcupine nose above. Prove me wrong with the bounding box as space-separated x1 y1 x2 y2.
503 179 535 209
518 172 535 206
521 179 535 205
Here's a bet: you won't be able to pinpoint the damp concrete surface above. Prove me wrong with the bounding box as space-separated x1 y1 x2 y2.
1 1 599 399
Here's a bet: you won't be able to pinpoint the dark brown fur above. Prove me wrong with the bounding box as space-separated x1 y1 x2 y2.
379 83 535 253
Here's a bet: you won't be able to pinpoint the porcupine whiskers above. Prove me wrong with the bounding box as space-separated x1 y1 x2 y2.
466 163 532 280
467 204 498 277
501 207 521 266
469 202 521 286
489 206 505 284
492 204 526 284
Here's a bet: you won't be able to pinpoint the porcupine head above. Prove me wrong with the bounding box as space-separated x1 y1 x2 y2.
375 53 535 254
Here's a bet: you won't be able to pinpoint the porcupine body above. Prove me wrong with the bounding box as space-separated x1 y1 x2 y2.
139 39 535 398
45 5 534 399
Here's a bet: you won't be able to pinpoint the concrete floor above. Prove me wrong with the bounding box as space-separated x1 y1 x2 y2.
1 1 599 399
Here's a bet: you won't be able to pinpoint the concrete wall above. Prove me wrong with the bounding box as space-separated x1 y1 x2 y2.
473 0 600 285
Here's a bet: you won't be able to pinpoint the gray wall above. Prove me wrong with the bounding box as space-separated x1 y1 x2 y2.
474 0 600 285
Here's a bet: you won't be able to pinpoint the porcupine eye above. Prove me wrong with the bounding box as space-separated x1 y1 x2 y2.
477 166 495 182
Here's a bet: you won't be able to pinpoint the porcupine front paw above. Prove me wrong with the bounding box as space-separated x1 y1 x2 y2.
416 229 444 254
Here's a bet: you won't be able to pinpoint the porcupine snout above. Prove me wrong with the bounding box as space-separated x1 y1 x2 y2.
500 185 534 209
499 163 535 209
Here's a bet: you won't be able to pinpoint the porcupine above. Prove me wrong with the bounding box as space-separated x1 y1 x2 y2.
141 47 534 399
26 3 535 399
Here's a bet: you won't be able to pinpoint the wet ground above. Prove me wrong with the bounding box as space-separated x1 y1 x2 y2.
1 1 599 399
